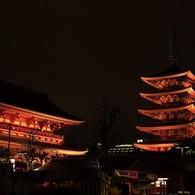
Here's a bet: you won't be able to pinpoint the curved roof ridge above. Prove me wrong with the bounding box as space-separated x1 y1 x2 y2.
0 79 84 121
0 79 48 97
140 87 193 97
138 103 194 113
141 70 190 80
136 121 190 130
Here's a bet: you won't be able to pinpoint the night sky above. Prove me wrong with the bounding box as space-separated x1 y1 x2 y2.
0 1 195 145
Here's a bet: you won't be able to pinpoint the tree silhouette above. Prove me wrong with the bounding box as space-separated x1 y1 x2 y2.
87 99 121 160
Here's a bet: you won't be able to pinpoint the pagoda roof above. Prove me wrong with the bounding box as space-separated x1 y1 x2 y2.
140 87 195 98
0 80 83 122
134 142 178 152
136 121 195 138
140 87 195 106
141 69 195 82
145 64 184 77
138 103 195 114
141 63 195 90
136 121 190 131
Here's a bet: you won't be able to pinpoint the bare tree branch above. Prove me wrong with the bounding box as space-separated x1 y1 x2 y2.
87 99 121 159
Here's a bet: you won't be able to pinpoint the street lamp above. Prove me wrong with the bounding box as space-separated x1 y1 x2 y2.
175 146 189 195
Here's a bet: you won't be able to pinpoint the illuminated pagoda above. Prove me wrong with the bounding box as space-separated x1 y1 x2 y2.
135 31 195 151
0 80 87 170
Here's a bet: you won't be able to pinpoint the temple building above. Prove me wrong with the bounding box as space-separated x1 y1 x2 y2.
0 79 87 170
135 33 195 152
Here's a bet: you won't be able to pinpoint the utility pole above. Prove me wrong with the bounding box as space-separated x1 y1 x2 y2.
8 123 11 162
176 146 189 195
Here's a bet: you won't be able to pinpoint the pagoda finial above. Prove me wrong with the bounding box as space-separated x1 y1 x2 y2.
169 26 178 66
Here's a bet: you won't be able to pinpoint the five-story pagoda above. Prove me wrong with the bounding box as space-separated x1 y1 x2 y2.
135 32 195 151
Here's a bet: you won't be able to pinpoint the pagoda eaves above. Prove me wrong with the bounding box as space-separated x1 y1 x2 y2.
140 87 195 105
134 142 178 152
138 103 195 121
136 121 195 138
141 71 195 90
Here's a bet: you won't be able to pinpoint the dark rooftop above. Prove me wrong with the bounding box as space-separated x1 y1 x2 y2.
145 63 186 78
0 79 83 121
35 156 99 172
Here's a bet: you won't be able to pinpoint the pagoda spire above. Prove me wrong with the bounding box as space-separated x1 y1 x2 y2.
169 26 178 66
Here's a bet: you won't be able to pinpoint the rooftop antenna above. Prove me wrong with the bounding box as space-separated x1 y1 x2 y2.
169 26 178 66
